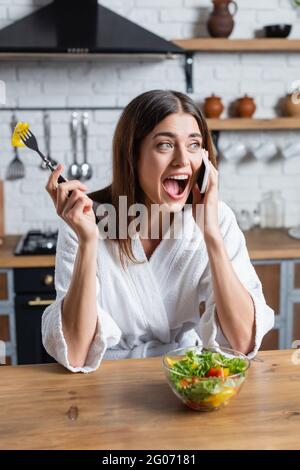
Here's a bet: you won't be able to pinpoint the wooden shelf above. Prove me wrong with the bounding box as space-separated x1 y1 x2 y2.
172 38 300 52
207 117 300 130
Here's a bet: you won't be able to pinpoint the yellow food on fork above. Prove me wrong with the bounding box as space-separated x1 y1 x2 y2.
11 122 30 148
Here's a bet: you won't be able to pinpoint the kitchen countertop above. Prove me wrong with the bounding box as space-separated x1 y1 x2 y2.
0 349 299 450
0 229 300 268
0 235 55 268
244 228 300 260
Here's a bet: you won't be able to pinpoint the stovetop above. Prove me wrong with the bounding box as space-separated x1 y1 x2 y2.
14 230 58 256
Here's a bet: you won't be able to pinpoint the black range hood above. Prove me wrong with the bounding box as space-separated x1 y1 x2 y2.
0 0 184 55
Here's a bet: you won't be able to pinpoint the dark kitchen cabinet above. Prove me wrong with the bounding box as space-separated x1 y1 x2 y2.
15 293 56 365
14 268 56 365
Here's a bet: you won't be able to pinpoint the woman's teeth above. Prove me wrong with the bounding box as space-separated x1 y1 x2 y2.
168 175 189 180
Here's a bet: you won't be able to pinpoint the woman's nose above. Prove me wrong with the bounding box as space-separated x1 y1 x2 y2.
171 148 189 167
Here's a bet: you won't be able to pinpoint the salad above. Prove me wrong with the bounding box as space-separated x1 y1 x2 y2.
165 349 249 411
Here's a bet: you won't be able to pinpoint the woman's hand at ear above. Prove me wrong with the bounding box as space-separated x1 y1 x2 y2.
192 150 221 242
45 164 98 244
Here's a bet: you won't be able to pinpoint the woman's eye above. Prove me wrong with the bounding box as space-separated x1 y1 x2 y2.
158 142 173 150
190 142 201 150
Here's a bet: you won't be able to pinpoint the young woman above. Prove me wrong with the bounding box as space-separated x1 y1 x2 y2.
42 90 274 373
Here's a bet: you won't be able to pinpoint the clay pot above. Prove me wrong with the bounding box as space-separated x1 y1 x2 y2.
235 95 256 118
282 93 300 117
207 0 238 38
204 94 224 118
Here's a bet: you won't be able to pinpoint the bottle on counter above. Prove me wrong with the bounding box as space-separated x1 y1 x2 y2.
237 209 253 231
252 207 261 228
259 191 284 228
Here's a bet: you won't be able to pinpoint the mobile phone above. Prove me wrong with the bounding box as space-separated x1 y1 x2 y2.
197 155 210 194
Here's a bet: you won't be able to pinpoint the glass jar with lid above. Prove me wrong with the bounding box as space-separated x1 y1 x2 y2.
259 191 284 228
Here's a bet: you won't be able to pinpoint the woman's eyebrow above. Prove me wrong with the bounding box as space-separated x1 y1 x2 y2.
153 132 202 139
189 132 202 138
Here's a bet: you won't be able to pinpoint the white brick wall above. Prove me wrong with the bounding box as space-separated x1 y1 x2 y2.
0 0 299 232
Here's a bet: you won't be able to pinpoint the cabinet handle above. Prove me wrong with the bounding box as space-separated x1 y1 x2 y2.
43 274 54 286
27 297 55 306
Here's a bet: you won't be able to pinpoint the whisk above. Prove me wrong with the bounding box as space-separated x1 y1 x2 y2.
6 113 25 180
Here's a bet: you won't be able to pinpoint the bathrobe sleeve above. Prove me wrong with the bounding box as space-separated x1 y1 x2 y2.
41 219 122 373
195 201 275 358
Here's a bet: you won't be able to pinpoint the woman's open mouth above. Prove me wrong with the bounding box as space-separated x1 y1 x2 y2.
162 174 190 200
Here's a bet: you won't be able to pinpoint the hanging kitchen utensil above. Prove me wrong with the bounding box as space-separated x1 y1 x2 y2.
6 113 25 180
40 111 57 170
68 111 82 180
80 112 93 181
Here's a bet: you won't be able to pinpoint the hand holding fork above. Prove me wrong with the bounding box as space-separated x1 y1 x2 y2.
19 128 98 240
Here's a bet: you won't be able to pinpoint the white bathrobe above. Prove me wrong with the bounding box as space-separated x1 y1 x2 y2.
42 201 274 373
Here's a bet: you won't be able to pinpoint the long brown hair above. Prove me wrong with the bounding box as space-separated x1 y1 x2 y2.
89 90 217 267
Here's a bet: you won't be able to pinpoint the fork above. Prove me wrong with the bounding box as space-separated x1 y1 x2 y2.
20 128 99 222
20 129 66 184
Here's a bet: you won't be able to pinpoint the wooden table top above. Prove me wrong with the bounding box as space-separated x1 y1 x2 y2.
0 349 299 450
1 228 300 268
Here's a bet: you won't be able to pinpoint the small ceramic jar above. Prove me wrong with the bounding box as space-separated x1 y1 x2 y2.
282 93 300 117
235 94 256 118
203 94 224 118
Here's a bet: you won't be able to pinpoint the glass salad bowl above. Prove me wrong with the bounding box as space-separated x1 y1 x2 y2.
162 346 250 411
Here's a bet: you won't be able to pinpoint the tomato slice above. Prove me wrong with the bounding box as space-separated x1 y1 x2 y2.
206 367 230 377
206 367 220 377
